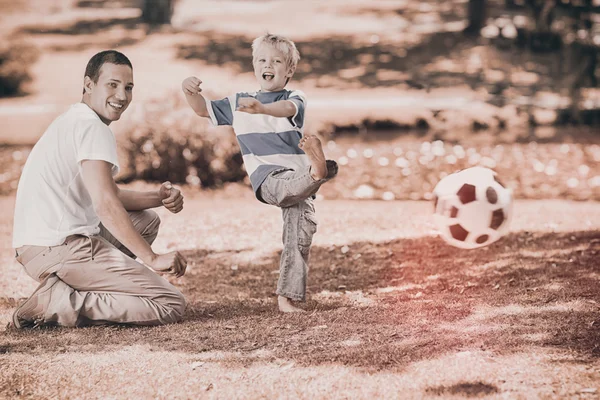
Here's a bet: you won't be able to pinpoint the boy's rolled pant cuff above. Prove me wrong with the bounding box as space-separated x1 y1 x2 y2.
276 291 305 302
309 160 339 183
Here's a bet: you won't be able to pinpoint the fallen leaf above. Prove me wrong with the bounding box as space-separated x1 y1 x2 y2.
191 361 205 370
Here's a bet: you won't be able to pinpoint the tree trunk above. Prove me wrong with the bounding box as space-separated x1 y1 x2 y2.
464 0 486 35
141 0 174 26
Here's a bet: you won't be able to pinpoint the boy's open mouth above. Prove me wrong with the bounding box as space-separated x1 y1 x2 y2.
262 72 274 81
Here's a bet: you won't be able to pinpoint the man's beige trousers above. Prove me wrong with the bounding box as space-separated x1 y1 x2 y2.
15 210 186 327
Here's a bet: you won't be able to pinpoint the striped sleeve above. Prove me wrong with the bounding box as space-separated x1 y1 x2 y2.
287 90 306 129
208 95 235 126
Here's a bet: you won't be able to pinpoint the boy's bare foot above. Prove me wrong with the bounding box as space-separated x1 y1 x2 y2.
278 296 306 313
299 135 327 180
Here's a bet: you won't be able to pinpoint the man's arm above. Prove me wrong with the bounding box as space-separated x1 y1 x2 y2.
182 76 209 118
81 160 186 276
237 97 296 118
116 182 184 214
117 188 162 211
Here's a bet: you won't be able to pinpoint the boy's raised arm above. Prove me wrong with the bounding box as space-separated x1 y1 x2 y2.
237 97 296 118
182 76 209 118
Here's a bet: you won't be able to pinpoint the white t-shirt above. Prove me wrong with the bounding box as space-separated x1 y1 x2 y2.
13 103 120 248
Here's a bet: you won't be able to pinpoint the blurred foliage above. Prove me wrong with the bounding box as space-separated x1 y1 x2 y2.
319 134 600 201
484 3 598 83
4 130 599 200
0 41 39 97
118 93 246 187
476 0 599 123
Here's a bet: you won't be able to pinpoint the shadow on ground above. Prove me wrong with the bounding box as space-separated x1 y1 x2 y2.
2 230 599 372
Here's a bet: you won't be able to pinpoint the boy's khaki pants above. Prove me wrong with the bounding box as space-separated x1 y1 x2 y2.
15 210 186 327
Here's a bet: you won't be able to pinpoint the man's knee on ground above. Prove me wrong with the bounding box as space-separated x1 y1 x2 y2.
173 290 186 320
160 289 186 324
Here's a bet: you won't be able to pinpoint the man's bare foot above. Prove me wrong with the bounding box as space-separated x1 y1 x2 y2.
299 135 327 180
278 296 306 313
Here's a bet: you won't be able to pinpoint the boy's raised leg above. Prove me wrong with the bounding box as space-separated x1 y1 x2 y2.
299 135 328 180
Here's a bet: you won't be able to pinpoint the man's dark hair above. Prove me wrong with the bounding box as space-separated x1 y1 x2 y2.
82 50 132 94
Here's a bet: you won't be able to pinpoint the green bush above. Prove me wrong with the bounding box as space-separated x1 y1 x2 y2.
0 40 39 97
118 94 246 188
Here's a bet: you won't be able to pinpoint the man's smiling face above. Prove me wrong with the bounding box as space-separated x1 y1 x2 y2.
253 45 293 92
85 63 133 125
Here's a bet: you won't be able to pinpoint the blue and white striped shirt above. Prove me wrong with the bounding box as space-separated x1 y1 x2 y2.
207 89 310 202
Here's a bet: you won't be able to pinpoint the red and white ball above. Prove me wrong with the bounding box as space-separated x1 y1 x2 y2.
433 167 513 249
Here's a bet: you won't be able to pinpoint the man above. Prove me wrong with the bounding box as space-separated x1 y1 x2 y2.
11 50 187 328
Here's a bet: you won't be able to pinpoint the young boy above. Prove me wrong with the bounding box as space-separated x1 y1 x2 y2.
182 33 338 313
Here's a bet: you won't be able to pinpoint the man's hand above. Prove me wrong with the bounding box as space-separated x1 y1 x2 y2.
147 251 187 277
182 76 202 96
159 181 184 214
236 97 265 114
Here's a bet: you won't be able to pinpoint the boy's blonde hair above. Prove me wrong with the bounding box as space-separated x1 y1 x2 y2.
252 33 300 73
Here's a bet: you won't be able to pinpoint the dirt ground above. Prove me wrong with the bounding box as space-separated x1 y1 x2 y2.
1 194 599 399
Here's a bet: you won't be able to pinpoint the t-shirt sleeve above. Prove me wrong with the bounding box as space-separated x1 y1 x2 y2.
287 90 306 129
75 121 120 176
207 95 235 126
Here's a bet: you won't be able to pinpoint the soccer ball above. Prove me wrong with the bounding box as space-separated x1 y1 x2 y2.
432 167 513 249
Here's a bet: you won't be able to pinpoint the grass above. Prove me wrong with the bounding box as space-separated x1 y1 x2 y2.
1 196 599 398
